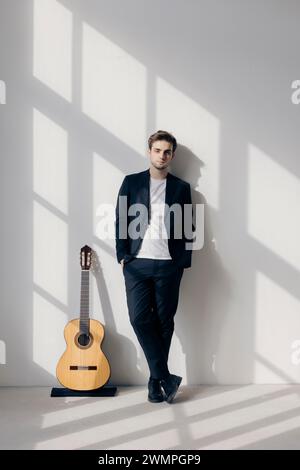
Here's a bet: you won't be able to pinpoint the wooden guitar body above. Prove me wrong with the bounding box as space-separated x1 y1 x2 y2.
56 318 110 391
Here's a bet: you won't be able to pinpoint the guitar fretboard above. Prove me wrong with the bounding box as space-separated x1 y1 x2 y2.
80 270 90 335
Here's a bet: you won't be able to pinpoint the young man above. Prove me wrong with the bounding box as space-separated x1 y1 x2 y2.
115 130 194 403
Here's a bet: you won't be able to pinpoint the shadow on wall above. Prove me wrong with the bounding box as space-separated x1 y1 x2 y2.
1 0 300 393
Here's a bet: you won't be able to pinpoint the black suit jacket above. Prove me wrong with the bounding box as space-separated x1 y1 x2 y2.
115 168 195 269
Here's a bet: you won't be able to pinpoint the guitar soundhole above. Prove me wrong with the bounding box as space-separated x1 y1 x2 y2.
78 333 90 347
75 332 94 349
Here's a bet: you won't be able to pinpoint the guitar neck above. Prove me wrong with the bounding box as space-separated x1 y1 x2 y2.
80 270 90 335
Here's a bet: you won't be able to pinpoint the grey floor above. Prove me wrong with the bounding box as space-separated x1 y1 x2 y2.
1 385 300 450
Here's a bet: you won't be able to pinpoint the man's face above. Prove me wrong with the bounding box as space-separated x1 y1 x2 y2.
148 140 174 171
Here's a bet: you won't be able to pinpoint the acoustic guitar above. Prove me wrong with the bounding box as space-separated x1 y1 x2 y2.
56 245 111 390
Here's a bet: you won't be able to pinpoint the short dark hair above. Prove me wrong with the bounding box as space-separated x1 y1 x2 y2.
148 130 177 153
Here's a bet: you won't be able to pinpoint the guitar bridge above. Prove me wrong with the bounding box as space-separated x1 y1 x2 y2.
70 366 97 370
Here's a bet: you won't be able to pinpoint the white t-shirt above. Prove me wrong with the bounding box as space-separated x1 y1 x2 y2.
135 176 172 259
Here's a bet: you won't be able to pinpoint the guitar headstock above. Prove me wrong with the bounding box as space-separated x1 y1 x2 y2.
80 245 92 270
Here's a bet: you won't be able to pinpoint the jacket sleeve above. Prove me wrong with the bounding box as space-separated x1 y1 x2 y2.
115 176 130 263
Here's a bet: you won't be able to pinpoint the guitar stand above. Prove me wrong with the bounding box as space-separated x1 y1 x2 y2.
51 386 117 397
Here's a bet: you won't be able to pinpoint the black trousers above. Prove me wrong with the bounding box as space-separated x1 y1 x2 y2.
123 257 184 380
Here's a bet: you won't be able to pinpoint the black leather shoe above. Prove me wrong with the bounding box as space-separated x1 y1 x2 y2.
147 377 164 403
160 374 182 403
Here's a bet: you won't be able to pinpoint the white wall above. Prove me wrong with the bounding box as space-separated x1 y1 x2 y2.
1 0 300 386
